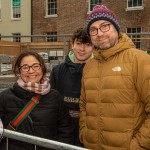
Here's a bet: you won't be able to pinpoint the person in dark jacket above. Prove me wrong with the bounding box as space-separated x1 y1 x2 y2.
0 51 73 150
50 27 93 146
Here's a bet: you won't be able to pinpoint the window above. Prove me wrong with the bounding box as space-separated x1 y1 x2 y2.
127 0 142 8
89 0 101 11
49 56 58 60
12 33 21 42
127 27 141 49
126 0 143 11
46 32 57 42
46 0 57 16
12 0 21 19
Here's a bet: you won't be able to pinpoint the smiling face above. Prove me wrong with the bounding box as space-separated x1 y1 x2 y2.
19 55 43 83
72 39 93 64
90 20 119 50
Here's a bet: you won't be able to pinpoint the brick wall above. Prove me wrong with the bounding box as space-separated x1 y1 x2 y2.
103 0 150 50
33 0 150 33
32 0 89 35
32 0 58 35
103 0 150 33
57 0 88 34
32 0 150 50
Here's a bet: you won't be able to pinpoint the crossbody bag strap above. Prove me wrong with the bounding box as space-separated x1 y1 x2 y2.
6 94 40 131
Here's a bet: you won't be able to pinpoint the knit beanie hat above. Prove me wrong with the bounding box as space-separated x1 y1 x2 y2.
86 4 120 35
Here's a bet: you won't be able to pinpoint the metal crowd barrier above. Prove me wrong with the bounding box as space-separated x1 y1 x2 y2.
0 128 88 150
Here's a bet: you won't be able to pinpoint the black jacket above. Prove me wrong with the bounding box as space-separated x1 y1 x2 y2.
50 55 84 146
0 83 73 150
50 55 85 110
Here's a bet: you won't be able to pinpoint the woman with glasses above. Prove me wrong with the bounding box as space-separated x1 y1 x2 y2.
0 51 73 150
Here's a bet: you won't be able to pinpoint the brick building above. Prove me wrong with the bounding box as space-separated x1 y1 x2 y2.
32 0 89 35
32 0 150 50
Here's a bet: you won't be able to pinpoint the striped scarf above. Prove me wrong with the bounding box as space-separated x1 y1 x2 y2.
17 77 51 95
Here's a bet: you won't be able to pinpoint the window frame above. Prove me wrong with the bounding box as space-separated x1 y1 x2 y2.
45 0 58 18
126 27 141 49
126 0 143 11
12 33 21 42
88 0 101 12
11 0 21 20
46 32 57 42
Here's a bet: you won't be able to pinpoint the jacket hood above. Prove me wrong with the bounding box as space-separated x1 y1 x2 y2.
66 50 85 67
94 32 136 61
68 50 75 63
65 51 85 74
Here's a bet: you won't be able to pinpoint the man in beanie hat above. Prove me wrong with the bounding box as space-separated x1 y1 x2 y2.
80 4 150 150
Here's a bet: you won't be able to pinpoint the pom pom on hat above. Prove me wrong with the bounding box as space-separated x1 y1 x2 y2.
86 4 120 35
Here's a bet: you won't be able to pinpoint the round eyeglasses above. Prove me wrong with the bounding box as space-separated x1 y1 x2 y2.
19 63 41 72
89 23 111 36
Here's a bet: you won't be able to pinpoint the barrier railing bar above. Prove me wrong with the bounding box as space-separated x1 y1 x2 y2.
0 128 88 150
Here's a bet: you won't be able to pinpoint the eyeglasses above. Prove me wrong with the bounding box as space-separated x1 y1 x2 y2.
19 63 41 72
89 23 111 36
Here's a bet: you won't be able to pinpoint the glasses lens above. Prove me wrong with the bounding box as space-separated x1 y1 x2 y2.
90 28 98 36
21 65 29 72
100 24 110 32
20 63 41 72
32 63 41 71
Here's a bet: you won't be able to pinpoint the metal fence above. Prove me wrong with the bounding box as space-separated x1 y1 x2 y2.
0 128 88 150
0 32 150 87
127 32 150 50
0 34 72 57
0 119 87 150
0 34 73 76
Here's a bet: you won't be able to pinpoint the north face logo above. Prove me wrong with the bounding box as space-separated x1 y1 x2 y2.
112 66 121 71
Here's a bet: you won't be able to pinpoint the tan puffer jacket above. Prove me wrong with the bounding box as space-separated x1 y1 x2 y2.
80 33 150 150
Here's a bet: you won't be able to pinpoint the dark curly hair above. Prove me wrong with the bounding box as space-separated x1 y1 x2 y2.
72 27 92 44
13 50 47 78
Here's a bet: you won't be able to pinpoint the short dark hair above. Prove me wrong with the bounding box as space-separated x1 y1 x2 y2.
72 27 92 44
13 50 47 78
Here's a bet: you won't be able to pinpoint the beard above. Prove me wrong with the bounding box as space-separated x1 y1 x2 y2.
92 34 119 50
93 42 111 50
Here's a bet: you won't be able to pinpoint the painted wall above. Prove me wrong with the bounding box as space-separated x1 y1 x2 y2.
0 0 31 41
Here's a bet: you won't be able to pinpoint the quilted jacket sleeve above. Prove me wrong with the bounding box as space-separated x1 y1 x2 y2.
130 51 150 149
79 71 87 144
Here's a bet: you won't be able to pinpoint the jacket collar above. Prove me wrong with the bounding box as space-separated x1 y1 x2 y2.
94 32 135 61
